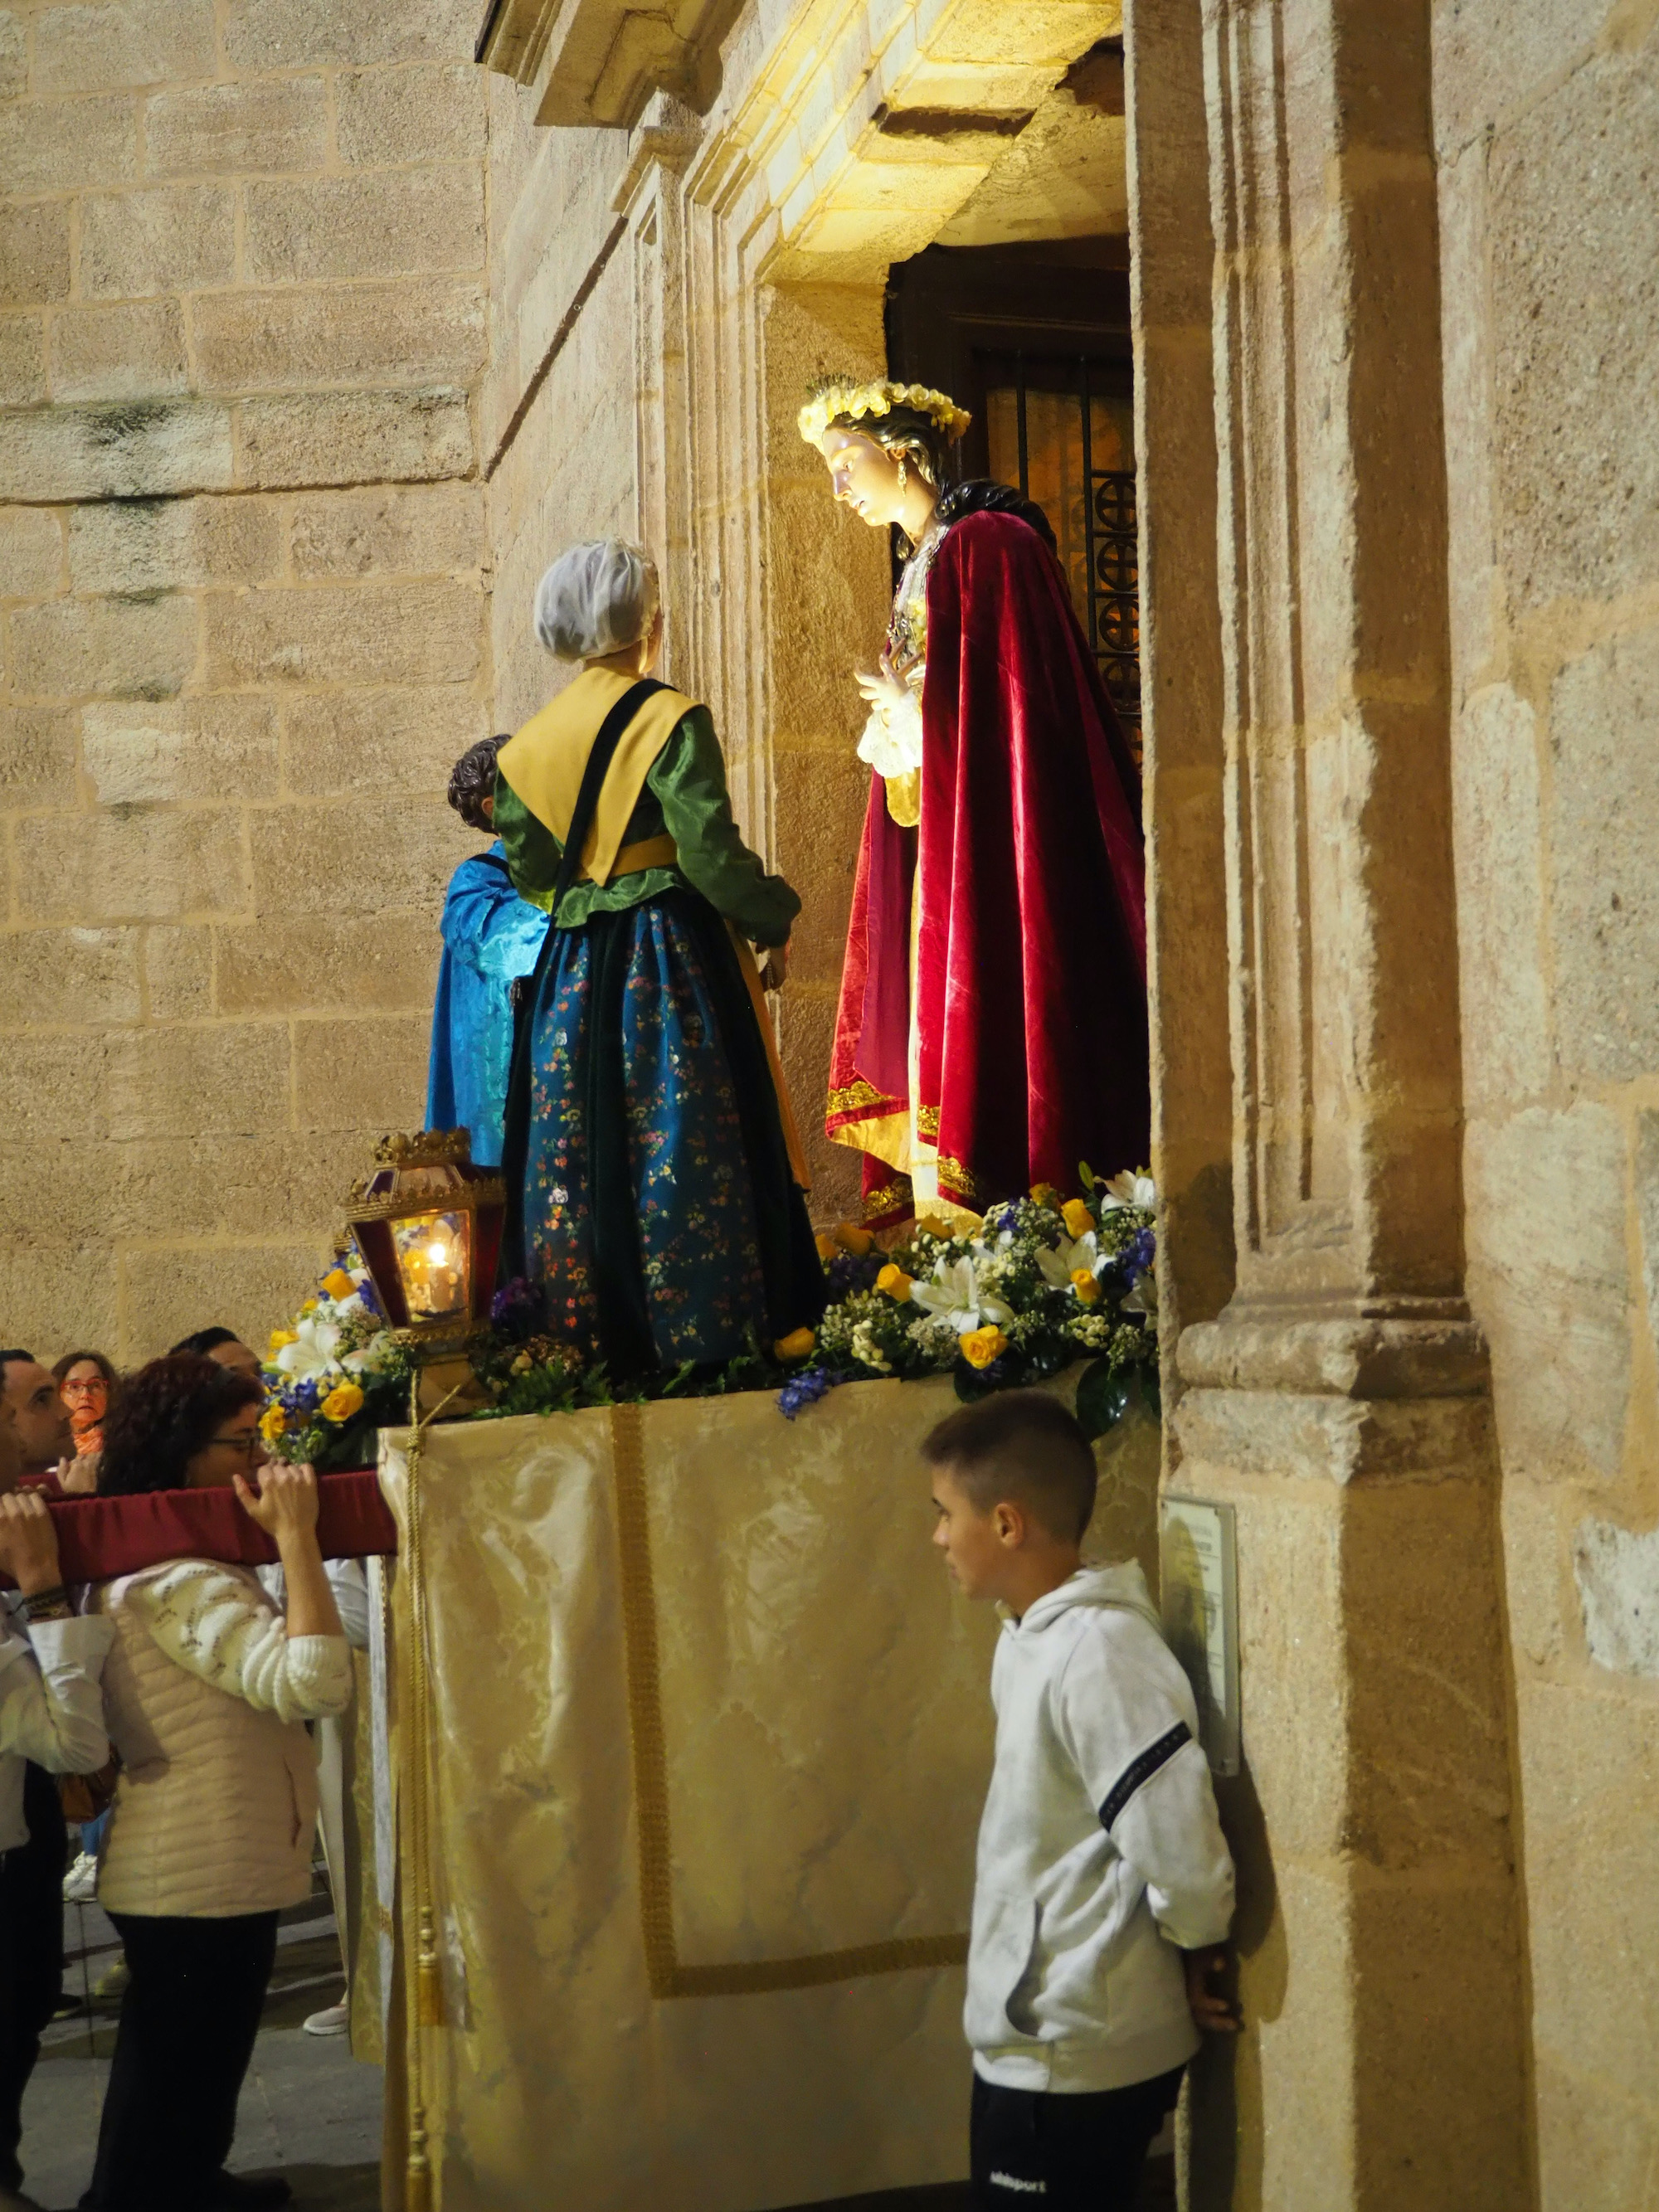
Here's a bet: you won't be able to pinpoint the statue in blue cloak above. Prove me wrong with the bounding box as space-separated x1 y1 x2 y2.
426 736 550 1169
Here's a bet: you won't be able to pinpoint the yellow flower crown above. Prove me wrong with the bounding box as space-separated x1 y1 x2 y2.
798 378 972 450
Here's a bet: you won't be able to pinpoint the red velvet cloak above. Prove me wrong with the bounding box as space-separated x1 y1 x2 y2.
828 510 1149 1222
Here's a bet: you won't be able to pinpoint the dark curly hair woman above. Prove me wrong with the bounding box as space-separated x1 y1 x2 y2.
83 1355 349 2212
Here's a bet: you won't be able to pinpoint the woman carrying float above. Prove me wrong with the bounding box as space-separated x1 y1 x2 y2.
800 378 1150 1232
496 538 824 1373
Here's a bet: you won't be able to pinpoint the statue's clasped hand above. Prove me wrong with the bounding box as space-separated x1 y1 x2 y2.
854 667 912 719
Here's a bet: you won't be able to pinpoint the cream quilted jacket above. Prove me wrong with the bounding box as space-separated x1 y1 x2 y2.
92 1558 353 1918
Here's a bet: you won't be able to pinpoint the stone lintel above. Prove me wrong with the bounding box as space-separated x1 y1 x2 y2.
1178 1306 1486 1403
479 0 734 130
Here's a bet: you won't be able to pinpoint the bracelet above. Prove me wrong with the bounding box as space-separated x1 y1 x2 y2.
22 1586 71 1622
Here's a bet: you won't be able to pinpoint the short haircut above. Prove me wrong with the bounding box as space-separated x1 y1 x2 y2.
447 736 507 831
921 1389 1097 1543
100 1354 265 1497
0 1349 36 1382
168 1325 241 1358
533 538 659 662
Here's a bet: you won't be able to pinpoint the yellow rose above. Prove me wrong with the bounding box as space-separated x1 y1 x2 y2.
914 1215 952 1240
259 1403 287 1442
1071 1268 1102 1305
1029 1183 1061 1210
320 1381 365 1424
1062 1198 1095 1240
876 1263 915 1301
268 1328 297 1352
961 1326 1009 1370
775 1328 817 1363
321 1267 357 1301
815 1232 839 1263
834 1222 875 1257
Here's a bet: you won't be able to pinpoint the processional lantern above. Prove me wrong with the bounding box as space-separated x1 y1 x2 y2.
345 1131 505 1388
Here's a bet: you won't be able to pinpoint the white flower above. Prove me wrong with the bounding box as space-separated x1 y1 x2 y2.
849 1321 894 1374
1036 1230 1104 1290
1098 1170 1157 1213
909 1256 1014 1336
344 1330 400 1377
1121 1265 1158 1320
273 1313 344 1383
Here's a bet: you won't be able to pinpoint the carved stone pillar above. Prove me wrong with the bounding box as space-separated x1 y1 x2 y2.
1127 2 1534 2204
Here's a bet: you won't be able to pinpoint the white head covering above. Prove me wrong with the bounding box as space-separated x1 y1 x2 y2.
533 539 660 662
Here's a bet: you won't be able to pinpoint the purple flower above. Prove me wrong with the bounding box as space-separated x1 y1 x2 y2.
356 1275 382 1318
491 1276 543 1340
825 1250 883 1297
778 1365 842 1420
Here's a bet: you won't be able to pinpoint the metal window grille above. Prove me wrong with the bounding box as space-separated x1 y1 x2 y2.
1009 354 1142 752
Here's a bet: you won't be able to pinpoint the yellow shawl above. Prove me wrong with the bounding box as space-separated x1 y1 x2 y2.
496 667 698 886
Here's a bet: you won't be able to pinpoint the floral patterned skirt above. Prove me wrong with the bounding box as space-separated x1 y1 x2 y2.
503 888 824 1373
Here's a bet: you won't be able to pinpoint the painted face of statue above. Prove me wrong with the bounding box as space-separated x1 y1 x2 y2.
817 429 911 530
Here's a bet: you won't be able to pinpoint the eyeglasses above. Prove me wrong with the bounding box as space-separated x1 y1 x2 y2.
61 1379 105 1398
209 1432 265 1458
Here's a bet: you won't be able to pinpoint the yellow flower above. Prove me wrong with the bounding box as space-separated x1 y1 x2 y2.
914 1215 952 1240
320 1381 365 1424
774 1328 817 1363
876 1263 915 1301
321 1267 357 1301
259 1403 286 1442
1029 1183 1061 1210
961 1326 1009 1370
268 1328 297 1352
834 1222 875 1257
1062 1198 1094 1240
301 1298 318 1314
815 1232 839 1263
1071 1268 1102 1305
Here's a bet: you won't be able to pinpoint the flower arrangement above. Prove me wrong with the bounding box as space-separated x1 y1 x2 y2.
260 1252 413 1471
797 377 972 450
781 1170 1160 1438
255 1173 1160 1461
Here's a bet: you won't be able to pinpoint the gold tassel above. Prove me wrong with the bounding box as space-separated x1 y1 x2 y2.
416 1903 447 2030
406 2100 433 2212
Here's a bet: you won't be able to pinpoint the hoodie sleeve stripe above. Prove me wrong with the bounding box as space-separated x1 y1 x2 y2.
1097 1720 1193 1832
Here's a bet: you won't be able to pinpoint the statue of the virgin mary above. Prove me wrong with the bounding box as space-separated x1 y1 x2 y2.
800 377 1150 1231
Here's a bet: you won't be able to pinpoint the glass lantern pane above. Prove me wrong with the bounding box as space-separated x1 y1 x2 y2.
392 1208 471 1321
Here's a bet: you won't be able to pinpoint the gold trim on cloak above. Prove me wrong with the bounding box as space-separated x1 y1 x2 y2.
609 1401 967 1998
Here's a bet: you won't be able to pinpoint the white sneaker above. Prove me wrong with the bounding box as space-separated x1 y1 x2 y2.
302 1996 349 2037
62 1851 99 1902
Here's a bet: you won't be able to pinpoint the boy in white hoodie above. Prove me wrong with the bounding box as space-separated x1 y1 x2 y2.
924 1390 1236 2209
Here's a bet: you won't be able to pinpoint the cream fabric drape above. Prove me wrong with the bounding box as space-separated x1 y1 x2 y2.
376 1376 1160 2211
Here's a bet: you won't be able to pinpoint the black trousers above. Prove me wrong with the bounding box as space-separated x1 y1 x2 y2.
83 1908 279 2212
0 1762 67 2190
971 2066 1185 2210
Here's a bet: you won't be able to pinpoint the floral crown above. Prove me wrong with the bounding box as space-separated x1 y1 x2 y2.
797 377 971 450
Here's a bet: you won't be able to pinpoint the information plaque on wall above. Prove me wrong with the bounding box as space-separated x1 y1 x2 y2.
1159 1496 1241 1777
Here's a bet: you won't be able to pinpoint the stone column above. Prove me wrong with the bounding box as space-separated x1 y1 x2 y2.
1126 1 1534 2203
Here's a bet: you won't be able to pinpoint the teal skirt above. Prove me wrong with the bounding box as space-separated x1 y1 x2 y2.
502 888 824 1373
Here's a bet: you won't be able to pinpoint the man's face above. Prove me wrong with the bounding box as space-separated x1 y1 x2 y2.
2 1359 71 1472
207 1339 263 1383
931 1465 1017 1602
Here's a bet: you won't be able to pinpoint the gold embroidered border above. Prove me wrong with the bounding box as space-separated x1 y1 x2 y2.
937 1153 978 1201
609 1400 966 2001
827 1077 894 1116
916 1103 940 1140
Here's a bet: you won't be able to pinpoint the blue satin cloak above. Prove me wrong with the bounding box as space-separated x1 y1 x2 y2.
425 844 550 1169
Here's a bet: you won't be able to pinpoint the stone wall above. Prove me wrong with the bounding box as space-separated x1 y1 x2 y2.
0 0 489 1362
1437 7 1659 2203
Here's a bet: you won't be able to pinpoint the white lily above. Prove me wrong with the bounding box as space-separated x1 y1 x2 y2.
909 1256 1014 1335
1036 1229 1106 1291
1098 1170 1157 1213
1121 1265 1158 1320
347 1330 400 1377
273 1312 344 1383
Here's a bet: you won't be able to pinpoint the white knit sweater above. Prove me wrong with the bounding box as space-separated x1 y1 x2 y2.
93 1558 353 1918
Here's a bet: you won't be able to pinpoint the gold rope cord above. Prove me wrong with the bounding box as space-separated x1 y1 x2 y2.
400 1383 449 2212
609 1400 968 2000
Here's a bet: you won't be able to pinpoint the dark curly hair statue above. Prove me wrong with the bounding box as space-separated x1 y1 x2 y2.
447 735 508 831
99 1354 265 1498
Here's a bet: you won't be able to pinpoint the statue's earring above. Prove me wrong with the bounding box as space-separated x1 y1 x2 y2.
897 455 908 492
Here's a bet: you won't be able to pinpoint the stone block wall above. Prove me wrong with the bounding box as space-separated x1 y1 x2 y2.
0 0 490 1363
1437 6 1659 2202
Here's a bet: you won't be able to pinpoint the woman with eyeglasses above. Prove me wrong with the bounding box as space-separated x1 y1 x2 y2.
83 1354 352 2212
